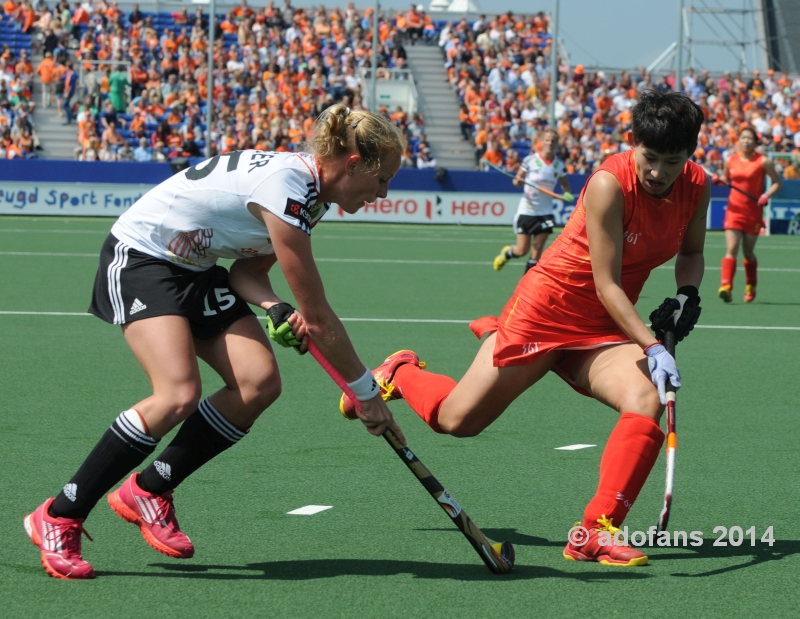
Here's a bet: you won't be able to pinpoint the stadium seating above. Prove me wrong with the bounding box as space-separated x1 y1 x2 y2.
2 3 798 172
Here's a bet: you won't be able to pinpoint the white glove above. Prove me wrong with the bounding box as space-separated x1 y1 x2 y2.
645 344 681 405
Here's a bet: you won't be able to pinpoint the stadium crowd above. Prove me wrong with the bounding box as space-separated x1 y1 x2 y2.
5 0 433 162
442 13 800 178
2 0 799 176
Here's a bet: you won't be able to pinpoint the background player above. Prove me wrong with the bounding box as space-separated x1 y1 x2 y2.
24 104 406 580
342 91 708 567
712 126 782 303
493 129 574 274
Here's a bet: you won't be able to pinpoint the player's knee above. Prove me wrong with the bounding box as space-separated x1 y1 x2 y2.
165 383 203 422
619 384 663 420
438 415 483 438
240 372 282 412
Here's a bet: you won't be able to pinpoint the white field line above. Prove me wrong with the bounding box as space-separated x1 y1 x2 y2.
555 444 597 450
0 228 108 234
2 251 799 272
3 227 799 248
0 251 98 257
0 311 798 330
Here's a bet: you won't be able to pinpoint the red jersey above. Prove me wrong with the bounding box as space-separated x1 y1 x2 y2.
724 152 765 234
520 150 707 334
471 151 707 374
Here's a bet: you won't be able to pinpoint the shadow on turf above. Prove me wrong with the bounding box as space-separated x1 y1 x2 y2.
417 527 562 549
651 539 800 578
97 528 653 582
97 558 650 582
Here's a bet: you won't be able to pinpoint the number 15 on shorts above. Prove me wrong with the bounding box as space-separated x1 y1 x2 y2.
203 287 237 317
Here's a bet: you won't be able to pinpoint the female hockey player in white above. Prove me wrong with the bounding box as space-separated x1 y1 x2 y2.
493 129 574 274
24 104 406 580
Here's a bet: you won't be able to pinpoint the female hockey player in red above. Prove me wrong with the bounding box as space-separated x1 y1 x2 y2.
712 126 782 303
341 91 710 566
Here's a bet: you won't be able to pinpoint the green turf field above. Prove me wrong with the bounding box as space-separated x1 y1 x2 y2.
1 216 798 618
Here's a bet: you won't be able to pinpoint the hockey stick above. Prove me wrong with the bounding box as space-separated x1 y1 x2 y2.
656 327 677 533
726 182 760 202
307 340 515 574
481 159 571 202
704 167 761 201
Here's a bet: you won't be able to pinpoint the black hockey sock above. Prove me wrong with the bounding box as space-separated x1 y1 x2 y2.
138 398 248 495
504 247 518 259
525 259 539 273
50 410 159 519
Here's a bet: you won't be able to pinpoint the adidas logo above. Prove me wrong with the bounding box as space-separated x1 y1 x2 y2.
154 461 172 481
63 483 77 502
130 298 147 315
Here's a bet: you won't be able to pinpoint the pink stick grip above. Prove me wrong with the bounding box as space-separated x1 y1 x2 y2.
307 340 364 415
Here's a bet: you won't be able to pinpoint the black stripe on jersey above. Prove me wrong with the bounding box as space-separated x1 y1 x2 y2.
303 182 318 208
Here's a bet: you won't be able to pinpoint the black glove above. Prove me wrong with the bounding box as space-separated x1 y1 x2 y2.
266 302 306 354
649 285 701 343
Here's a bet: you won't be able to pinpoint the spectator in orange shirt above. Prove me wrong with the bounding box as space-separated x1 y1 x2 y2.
15 49 32 76
130 58 147 98
220 13 237 34
406 4 422 42
482 140 503 169
36 52 56 108
20 1 34 33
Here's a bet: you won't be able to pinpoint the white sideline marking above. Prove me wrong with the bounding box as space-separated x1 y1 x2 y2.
2 228 800 248
0 251 97 257
287 505 333 516
2 252 799 272
0 228 107 234
0 311 798 331
555 444 597 451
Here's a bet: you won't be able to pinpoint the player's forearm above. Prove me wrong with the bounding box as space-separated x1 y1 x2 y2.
228 258 283 309
766 179 782 197
302 306 367 382
674 251 704 290
597 283 658 348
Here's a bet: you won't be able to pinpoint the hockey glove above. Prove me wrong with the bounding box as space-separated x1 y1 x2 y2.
266 302 305 354
649 285 701 343
645 343 681 405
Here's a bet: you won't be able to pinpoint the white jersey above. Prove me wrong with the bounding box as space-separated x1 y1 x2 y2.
517 152 567 216
112 151 330 271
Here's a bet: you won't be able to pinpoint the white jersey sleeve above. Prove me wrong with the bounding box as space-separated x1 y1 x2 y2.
249 163 321 234
111 151 329 271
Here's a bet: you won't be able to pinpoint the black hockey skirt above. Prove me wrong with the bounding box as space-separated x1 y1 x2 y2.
89 233 255 340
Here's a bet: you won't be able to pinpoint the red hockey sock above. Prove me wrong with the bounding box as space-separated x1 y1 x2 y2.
393 364 457 434
743 258 757 286
720 257 736 288
582 412 665 528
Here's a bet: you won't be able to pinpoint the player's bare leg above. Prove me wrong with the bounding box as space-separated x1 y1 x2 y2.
494 234 531 271
123 315 203 438
194 314 282 428
388 333 557 436
562 342 665 566
569 343 663 421
112 315 281 559
741 232 758 302
27 315 202 577
526 231 549 272
720 229 743 302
